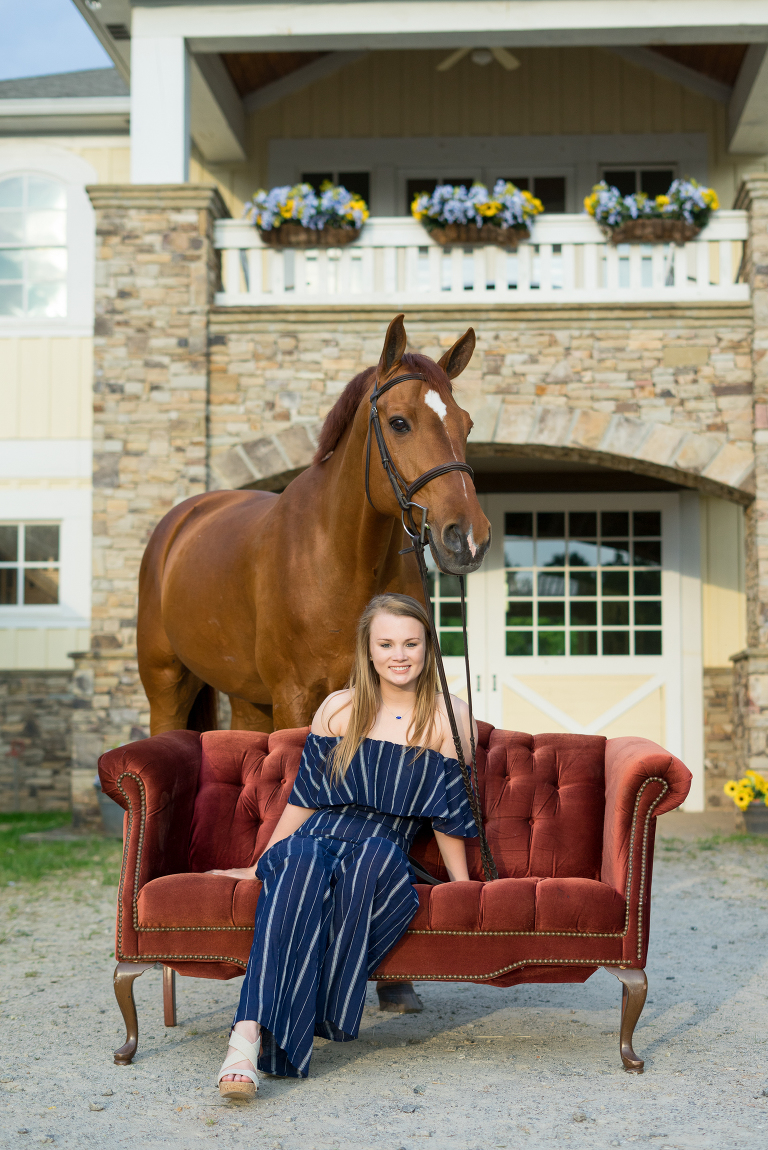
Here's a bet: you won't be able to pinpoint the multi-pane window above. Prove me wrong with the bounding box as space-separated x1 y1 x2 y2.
0 175 67 318
504 510 662 657
0 524 60 606
601 168 675 199
426 556 466 656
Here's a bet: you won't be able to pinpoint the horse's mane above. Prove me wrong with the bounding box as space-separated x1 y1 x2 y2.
313 353 454 464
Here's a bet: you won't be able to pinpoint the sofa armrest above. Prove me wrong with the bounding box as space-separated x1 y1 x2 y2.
601 736 692 965
99 731 202 962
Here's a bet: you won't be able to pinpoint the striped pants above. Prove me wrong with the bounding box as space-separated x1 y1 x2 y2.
234 821 419 1078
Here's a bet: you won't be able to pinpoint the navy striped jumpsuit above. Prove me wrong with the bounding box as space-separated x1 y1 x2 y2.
233 734 478 1078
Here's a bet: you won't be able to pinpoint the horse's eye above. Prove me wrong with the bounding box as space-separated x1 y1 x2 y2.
389 417 410 434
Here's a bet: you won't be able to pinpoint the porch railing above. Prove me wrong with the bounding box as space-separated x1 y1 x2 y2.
214 211 749 307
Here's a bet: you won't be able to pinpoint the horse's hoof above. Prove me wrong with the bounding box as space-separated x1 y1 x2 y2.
376 981 423 1013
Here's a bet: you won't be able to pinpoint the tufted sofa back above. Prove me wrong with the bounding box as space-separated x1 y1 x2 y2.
186 724 608 881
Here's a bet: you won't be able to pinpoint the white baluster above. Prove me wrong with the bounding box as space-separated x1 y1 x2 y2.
269 248 284 297
651 245 666 290
294 250 307 297
223 247 241 296
317 250 329 297
628 244 642 290
405 246 420 292
696 240 710 289
562 244 576 291
380 247 394 294
673 244 687 290
583 243 598 291
604 245 619 291
517 244 531 293
246 248 261 300
450 247 463 295
428 245 442 295
338 248 352 295
360 247 375 294
473 247 486 295
494 248 509 296
719 239 733 286
538 244 552 292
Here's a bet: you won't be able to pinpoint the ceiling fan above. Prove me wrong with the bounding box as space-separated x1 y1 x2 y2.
437 47 521 72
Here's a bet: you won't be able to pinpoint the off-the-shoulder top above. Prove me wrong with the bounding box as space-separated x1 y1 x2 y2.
288 733 478 850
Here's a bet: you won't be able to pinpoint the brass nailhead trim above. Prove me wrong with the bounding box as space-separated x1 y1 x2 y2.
406 928 623 938
377 958 629 982
138 926 252 932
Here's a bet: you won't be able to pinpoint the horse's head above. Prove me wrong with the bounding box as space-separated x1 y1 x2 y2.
366 314 491 575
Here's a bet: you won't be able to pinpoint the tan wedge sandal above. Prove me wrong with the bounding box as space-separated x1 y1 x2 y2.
217 1031 259 1100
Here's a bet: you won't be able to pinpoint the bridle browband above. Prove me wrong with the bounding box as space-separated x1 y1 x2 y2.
364 370 498 883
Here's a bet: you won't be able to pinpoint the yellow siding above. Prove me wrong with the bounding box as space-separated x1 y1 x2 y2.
0 337 92 439
0 628 90 670
193 47 768 217
502 678 665 744
701 497 747 666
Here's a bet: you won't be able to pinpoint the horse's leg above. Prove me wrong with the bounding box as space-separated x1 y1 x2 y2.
139 627 207 735
229 697 274 733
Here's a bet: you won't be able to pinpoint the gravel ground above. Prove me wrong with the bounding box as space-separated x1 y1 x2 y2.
1 820 767 1150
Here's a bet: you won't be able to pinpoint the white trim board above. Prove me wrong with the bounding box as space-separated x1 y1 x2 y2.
269 133 708 215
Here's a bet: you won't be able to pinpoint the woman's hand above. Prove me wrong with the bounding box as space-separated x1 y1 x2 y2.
206 867 257 881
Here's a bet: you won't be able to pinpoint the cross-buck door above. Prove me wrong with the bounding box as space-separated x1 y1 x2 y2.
437 492 701 776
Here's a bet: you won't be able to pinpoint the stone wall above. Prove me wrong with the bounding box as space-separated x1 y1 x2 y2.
0 671 75 812
703 666 739 808
208 304 755 501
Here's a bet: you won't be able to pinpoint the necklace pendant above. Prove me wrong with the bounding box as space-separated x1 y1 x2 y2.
396 715 402 720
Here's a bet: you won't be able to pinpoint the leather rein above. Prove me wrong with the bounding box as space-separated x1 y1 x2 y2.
365 371 498 883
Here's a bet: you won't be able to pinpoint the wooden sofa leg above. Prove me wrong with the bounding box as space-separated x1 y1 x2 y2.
113 962 155 1066
163 966 177 1027
604 966 647 1073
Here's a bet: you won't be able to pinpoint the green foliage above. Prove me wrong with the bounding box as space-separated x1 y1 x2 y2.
0 812 122 887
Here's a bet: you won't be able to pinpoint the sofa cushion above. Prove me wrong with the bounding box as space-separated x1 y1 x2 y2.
136 873 624 936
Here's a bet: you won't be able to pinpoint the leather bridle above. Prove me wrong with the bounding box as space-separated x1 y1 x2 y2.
364 370 499 883
364 372 475 540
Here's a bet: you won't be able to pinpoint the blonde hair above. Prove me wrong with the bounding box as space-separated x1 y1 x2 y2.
327 593 440 782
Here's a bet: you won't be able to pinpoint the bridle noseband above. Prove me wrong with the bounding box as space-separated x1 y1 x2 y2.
364 372 475 541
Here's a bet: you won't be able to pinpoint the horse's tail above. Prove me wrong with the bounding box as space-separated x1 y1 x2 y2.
186 684 218 732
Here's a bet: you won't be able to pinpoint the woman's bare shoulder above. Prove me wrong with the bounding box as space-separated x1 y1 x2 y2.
311 689 353 736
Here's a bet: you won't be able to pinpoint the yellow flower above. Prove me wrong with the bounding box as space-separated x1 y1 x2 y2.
723 780 738 796
584 193 598 216
280 198 295 219
702 189 719 210
655 195 670 207
477 201 501 217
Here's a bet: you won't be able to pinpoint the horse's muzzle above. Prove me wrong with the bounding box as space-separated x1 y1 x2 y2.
431 523 490 575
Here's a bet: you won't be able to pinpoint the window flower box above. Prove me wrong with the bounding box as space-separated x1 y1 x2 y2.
244 182 368 247
412 181 543 247
584 179 719 246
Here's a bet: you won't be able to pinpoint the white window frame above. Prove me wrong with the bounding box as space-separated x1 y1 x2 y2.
0 487 91 629
0 144 97 337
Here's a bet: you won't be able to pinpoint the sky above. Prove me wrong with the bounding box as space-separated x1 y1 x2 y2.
0 0 112 81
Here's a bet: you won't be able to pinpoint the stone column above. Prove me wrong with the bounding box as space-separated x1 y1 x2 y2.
70 185 227 823
732 174 768 778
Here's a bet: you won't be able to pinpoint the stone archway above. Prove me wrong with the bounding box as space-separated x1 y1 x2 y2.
211 421 324 492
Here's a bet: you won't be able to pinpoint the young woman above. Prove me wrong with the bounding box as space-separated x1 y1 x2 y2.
211 592 478 1097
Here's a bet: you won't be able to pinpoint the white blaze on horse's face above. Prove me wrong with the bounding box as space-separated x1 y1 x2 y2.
424 389 448 423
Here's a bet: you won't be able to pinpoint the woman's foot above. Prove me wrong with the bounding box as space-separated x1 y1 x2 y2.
220 1020 260 1083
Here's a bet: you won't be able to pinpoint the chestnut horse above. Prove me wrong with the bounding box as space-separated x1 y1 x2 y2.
138 315 491 735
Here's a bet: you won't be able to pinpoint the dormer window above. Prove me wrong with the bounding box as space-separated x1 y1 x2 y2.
0 174 67 318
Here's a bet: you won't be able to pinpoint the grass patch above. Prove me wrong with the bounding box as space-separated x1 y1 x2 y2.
693 832 768 852
0 812 122 887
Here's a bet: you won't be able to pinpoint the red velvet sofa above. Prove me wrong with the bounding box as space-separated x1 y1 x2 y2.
98 723 691 1073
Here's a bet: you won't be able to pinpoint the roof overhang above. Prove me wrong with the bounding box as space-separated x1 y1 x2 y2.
0 96 131 134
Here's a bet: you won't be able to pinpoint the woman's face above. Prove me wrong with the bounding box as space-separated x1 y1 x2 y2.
369 612 426 690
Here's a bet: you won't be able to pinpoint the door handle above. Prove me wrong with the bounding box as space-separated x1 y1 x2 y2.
477 675 481 691
492 675 497 692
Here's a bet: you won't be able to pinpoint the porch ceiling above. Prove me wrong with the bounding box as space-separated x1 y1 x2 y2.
222 51 328 97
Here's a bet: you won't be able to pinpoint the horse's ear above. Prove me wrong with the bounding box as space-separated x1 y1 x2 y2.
438 328 476 380
378 313 407 377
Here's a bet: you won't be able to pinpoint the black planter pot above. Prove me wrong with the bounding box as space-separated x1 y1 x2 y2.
743 802 768 835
